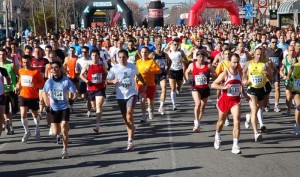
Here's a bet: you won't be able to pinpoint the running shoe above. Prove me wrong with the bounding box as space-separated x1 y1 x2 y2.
38 112 43 120
22 131 31 142
56 135 62 144
62 149 69 159
192 127 200 132
35 131 40 141
6 127 12 135
140 115 147 123
127 141 134 150
245 113 250 129
260 125 267 133
93 128 100 133
214 138 221 150
176 90 180 95
87 111 91 117
231 145 241 154
255 133 262 142
274 105 281 112
158 107 165 115
293 123 299 136
172 105 177 111
264 103 270 112
224 119 230 126
183 79 187 85
148 108 154 120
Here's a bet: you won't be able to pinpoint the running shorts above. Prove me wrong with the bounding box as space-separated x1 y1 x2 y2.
247 87 266 101
87 88 106 101
51 108 70 123
217 94 240 113
191 87 210 99
117 95 137 115
19 96 39 111
138 85 156 100
169 69 183 80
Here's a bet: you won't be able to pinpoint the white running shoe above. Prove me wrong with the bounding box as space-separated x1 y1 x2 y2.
172 105 177 111
176 90 180 95
245 114 250 129
62 149 69 159
231 145 241 154
274 105 281 112
214 138 221 150
224 119 230 126
148 108 154 120
127 141 134 150
255 133 263 142
87 111 91 117
158 107 165 115
22 131 31 142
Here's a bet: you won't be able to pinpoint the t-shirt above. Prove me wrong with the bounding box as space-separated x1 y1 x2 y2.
18 68 45 99
215 60 243 76
76 57 92 82
43 76 77 111
136 59 161 86
107 63 139 99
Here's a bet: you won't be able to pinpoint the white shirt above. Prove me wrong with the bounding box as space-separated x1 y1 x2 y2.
76 57 91 82
107 63 139 99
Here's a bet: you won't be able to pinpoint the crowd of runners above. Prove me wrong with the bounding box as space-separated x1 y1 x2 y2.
0 24 300 158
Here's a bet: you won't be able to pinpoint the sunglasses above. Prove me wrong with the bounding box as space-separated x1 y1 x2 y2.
82 51 87 53
271 41 277 43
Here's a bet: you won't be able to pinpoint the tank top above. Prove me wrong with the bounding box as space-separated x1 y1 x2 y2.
238 52 248 68
3 61 17 92
248 60 267 88
128 49 137 64
154 52 166 73
66 56 78 79
32 58 48 78
169 50 183 71
284 56 296 85
292 63 300 92
222 69 242 99
86 63 105 91
192 62 210 89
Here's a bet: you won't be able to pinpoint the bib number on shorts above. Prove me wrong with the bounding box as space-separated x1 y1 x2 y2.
227 84 240 96
294 79 300 91
195 75 207 86
21 75 33 87
252 75 263 87
92 73 102 83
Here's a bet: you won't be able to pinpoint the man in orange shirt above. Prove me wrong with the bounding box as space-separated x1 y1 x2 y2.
63 47 78 111
15 55 45 142
136 47 161 122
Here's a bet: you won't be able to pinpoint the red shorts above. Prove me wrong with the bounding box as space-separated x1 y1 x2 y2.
138 85 156 100
217 94 240 113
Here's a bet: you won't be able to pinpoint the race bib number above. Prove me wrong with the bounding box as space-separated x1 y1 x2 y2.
172 62 181 69
92 73 102 83
227 84 240 96
294 79 300 91
21 75 33 87
269 57 279 66
195 75 207 86
252 75 263 87
52 89 63 101
156 59 166 70
121 78 133 88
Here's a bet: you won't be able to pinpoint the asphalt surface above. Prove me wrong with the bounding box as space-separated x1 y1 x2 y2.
1 83 300 177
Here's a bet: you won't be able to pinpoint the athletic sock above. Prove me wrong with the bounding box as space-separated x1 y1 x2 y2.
215 131 220 140
33 117 40 133
96 112 101 128
171 91 176 105
257 108 264 127
160 101 164 108
233 138 238 146
21 118 29 134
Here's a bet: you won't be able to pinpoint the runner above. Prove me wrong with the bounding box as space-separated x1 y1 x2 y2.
185 50 216 132
212 53 247 154
242 48 273 142
43 61 78 159
15 55 45 142
0 62 11 136
167 39 188 110
107 49 147 150
0 49 18 135
135 47 161 122
280 45 296 116
80 49 107 133
153 42 171 115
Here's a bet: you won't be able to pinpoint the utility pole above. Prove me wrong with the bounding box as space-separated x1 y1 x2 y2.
54 0 58 35
5 0 9 38
73 0 76 28
31 0 36 36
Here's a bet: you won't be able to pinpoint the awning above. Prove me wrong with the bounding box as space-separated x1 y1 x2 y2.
277 0 300 14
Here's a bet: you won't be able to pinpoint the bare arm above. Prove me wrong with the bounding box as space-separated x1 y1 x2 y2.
211 71 230 90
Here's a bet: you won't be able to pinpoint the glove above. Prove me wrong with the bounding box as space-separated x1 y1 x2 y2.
87 81 94 86
45 106 51 113
188 78 195 86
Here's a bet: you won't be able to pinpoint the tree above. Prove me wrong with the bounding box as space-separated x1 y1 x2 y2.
125 0 144 26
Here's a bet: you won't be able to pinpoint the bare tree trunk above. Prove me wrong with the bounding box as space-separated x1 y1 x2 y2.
32 0 36 36
42 0 48 35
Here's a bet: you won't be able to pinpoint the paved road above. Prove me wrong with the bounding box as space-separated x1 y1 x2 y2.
1 84 300 177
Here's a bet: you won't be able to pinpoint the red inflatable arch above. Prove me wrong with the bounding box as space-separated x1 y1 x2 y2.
188 0 240 26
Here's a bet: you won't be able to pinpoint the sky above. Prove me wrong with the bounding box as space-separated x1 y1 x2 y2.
134 0 194 8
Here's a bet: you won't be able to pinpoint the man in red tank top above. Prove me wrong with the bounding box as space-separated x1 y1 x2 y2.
80 49 107 133
211 54 248 154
